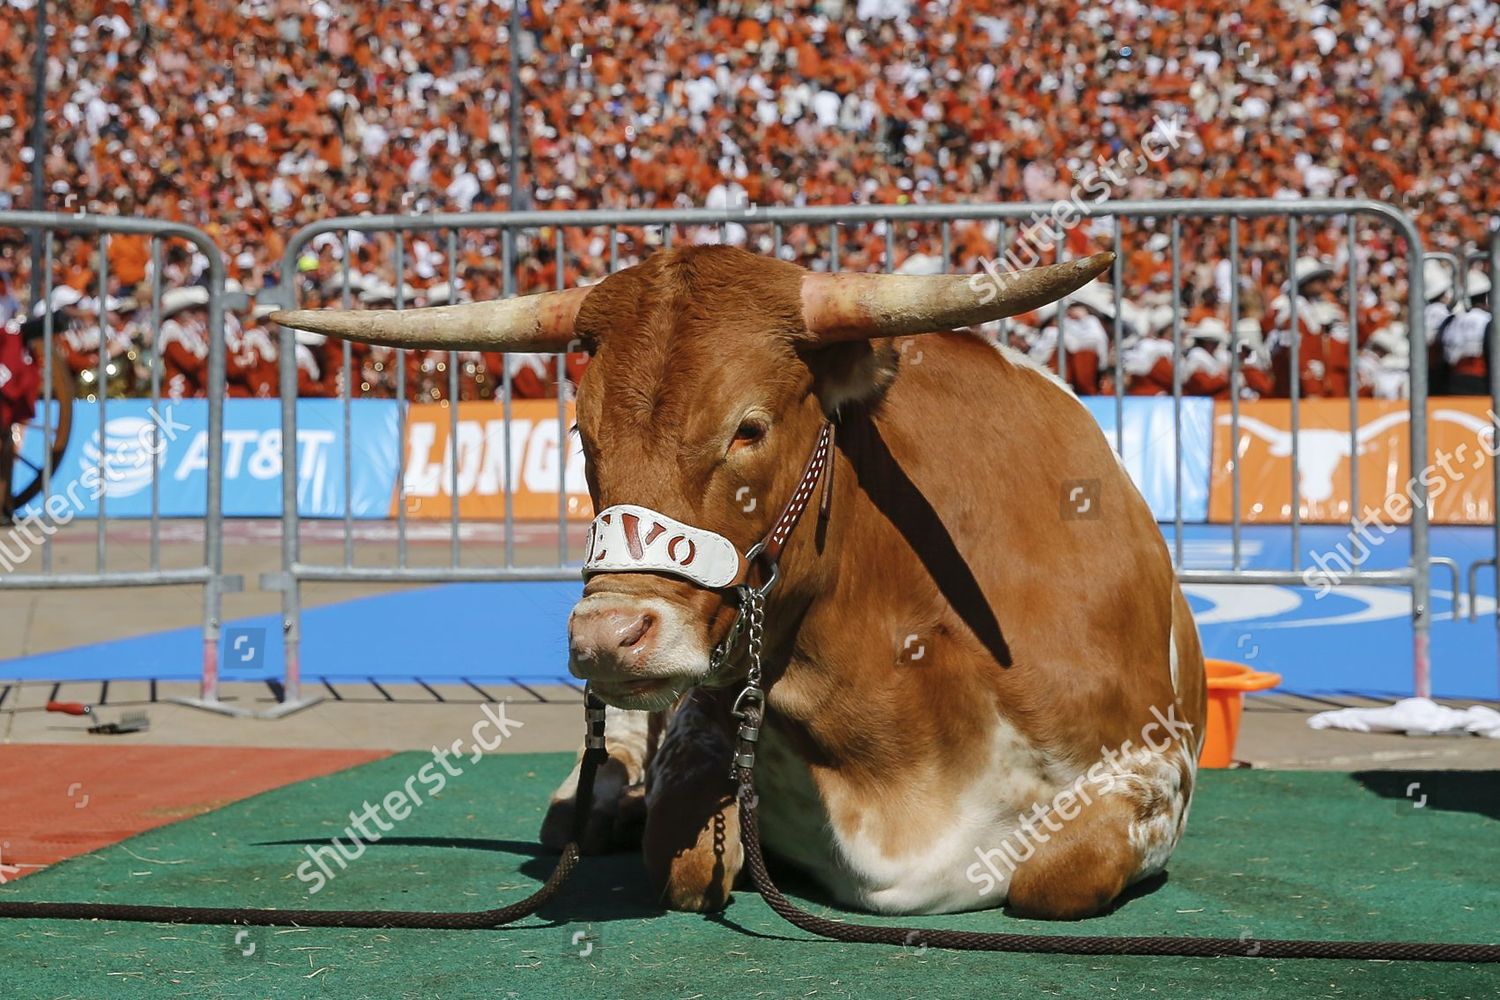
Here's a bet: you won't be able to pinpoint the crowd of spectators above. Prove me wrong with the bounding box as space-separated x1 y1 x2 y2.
0 0 1496 404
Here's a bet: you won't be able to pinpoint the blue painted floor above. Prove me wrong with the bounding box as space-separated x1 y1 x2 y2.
3 525 1497 700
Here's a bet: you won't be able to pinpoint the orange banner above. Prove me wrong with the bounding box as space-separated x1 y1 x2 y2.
395 400 592 520
1209 398 1498 525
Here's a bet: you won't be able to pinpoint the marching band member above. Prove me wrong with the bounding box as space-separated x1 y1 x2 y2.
155 287 211 401
1265 257 1334 398
1122 320 1177 396
1182 317 1231 396
1362 323 1409 400
1230 317 1276 399
1442 270 1493 396
1033 286 1112 396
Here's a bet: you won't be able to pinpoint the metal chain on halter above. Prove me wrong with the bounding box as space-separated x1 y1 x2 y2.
730 586 766 775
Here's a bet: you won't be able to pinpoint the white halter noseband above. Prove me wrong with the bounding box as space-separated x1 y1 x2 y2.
580 422 835 596
581 504 745 590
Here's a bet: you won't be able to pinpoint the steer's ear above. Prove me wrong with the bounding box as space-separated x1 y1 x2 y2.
268 285 593 352
798 253 1114 343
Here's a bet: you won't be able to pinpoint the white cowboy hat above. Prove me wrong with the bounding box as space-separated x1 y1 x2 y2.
322 271 370 298
161 286 211 319
1067 280 1116 320
894 252 945 276
358 281 419 306
423 280 466 306
1284 257 1334 292
358 282 396 305
1367 322 1408 357
32 284 84 316
1467 269 1492 300
78 294 137 314
1423 259 1453 302
1191 316 1230 344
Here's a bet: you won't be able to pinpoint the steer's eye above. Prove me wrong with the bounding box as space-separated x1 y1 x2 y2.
731 418 768 451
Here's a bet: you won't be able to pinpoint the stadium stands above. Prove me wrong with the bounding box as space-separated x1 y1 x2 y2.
0 0 1496 400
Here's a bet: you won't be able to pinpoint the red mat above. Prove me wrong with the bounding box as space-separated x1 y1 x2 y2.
0 745 388 881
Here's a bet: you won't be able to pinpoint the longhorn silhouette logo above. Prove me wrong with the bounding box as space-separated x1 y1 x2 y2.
1432 409 1499 454
1223 411 1410 503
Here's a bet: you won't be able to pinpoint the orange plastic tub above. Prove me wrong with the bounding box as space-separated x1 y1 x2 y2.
1199 659 1282 768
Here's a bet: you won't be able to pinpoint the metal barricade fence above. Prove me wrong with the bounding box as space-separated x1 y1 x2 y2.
1465 238 1499 697
270 198 1436 710
1492 239 1499 698
0 212 239 715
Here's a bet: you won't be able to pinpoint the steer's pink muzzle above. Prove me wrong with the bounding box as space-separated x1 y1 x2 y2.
567 599 660 677
566 585 718 710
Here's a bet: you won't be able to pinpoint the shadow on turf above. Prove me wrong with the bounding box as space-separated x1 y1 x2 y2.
1351 770 1500 821
708 860 1172 936
255 835 665 922
250 835 1177 931
257 835 553 856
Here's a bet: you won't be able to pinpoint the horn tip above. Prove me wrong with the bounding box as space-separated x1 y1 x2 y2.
1082 251 1116 274
266 310 309 328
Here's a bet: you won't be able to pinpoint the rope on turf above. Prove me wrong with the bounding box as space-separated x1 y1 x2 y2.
0 695 611 930
728 696 1500 964
1 677 1497 961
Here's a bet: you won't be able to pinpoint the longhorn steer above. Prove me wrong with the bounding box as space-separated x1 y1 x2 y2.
274 245 1206 920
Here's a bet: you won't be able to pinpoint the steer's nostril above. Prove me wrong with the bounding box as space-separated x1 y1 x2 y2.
618 613 655 649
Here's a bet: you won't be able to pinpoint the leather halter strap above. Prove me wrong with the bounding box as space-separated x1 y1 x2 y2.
745 420 834 588
581 421 834 594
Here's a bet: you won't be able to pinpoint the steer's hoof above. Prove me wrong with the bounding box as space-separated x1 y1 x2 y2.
539 754 648 853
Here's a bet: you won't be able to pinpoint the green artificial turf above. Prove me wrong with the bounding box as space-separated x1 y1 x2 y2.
0 755 1495 999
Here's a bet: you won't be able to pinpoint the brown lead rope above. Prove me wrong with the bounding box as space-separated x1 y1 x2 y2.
736 773 1500 961
730 710 1500 963
0 697 611 929
2 681 1497 961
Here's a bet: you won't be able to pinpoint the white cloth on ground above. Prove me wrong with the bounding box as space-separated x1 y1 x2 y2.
1306 697 1500 738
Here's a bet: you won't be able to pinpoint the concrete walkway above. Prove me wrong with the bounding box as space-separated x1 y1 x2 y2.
3 677 1496 769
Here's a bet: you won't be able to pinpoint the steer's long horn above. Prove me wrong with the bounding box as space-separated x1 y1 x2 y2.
267 285 592 352
800 252 1115 341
